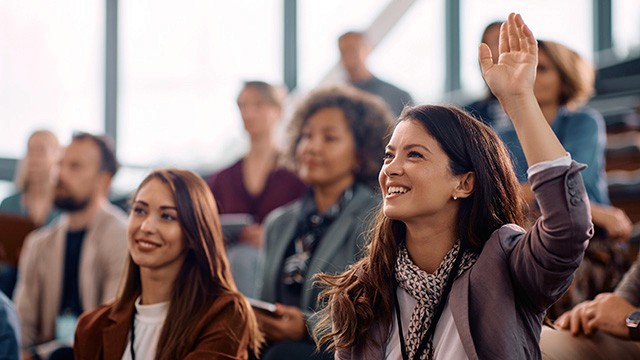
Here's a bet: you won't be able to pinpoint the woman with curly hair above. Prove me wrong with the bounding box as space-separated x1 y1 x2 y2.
314 14 592 359
74 169 263 359
254 85 394 359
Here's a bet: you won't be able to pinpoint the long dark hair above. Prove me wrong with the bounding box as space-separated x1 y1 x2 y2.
314 105 526 350
114 168 263 359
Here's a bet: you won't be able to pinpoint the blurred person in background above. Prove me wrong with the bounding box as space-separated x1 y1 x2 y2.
15 132 128 360
0 130 61 298
0 129 60 225
542 249 640 359
207 81 307 297
338 31 413 117
254 85 393 360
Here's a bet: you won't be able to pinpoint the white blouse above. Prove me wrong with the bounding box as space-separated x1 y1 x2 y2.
121 297 169 360
384 287 468 360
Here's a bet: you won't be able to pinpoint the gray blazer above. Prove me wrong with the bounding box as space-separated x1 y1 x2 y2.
256 183 379 314
337 162 593 359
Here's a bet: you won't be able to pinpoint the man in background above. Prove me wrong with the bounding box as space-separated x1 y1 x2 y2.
338 31 413 117
14 132 128 359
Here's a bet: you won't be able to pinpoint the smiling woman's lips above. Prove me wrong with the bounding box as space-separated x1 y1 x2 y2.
135 239 161 250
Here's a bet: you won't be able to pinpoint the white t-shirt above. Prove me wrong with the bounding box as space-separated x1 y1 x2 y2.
121 297 169 360
384 287 468 360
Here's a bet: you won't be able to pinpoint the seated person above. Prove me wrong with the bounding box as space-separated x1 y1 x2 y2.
255 85 393 360
207 81 307 296
0 130 61 297
541 250 640 359
14 132 128 359
75 169 263 359
1 129 60 226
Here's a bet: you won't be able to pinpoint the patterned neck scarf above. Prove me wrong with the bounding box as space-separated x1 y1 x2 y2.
281 186 354 287
394 241 478 360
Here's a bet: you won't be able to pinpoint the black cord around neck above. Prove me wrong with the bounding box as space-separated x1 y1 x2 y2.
129 305 136 360
394 242 466 360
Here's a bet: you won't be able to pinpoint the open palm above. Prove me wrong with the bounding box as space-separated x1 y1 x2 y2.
480 13 538 100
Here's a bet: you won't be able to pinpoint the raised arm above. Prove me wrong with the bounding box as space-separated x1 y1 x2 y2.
480 13 566 165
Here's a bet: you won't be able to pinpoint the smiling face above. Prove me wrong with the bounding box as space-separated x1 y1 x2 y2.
296 107 358 192
128 178 187 276
379 120 462 226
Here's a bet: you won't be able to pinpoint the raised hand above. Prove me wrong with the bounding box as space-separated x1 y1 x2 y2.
479 13 537 102
477 13 566 166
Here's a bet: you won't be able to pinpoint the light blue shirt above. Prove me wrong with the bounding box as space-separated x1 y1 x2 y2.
494 106 610 205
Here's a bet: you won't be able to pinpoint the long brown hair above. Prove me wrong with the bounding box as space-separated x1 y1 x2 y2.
314 105 526 350
115 168 263 359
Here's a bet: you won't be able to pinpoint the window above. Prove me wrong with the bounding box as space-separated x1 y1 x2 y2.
299 0 444 103
613 0 640 59
0 0 103 158
460 0 592 102
118 0 283 171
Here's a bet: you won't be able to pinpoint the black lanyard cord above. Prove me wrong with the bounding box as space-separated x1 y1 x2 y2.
394 243 466 360
130 305 137 360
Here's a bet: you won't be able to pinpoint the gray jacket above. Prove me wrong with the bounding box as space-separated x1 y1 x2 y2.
257 183 379 314
336 162 593 359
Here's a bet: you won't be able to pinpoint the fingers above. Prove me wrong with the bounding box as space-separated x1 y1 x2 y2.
580 305 595 335
516 14 537 55
255 311 279 338
478 43 494 75
569 303 589 336
554 312 571 329
521 23 537 54
507 13 521 52
498 22 509 54
499 13 537 57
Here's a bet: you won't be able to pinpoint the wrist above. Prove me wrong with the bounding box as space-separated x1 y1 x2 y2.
625 309 640 341
495 90 536 108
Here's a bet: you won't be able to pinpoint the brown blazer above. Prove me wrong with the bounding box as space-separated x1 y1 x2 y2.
74 292 252 359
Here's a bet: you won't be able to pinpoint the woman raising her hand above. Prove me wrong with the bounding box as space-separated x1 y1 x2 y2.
315 13 592 359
